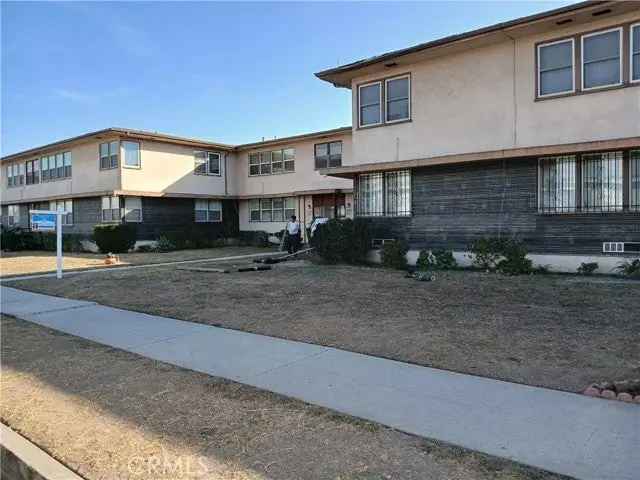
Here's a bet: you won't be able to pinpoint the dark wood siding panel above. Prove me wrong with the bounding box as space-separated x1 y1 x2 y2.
361 158 640 255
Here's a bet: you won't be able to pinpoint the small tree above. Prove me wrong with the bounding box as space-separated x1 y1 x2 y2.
380 240 408 270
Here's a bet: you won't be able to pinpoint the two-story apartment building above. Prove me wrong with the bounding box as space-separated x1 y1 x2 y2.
1 127 353 245
2 1 639 271
316 0 640 270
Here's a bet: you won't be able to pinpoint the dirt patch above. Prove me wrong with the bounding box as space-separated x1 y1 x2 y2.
0 316 566 480
10 263 640 392
0 247 272 277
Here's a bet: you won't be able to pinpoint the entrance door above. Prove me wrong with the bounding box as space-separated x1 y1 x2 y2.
312 193 346 219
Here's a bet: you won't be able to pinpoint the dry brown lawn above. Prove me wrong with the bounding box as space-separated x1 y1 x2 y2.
1 316 567 480
0 246 270 277
10 260 640 393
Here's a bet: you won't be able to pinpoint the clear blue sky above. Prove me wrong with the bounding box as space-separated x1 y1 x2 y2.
2 1 572 155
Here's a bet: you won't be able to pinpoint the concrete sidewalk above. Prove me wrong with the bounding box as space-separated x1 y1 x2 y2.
2 286 638 480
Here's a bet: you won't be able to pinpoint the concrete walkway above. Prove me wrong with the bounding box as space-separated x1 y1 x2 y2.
2 286 638 480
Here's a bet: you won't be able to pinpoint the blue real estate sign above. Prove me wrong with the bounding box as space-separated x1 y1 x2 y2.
30 212 57 231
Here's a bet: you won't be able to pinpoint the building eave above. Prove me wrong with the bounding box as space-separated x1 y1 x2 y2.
320 137 640 178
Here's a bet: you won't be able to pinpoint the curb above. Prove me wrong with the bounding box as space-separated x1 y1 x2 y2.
1 423 83 480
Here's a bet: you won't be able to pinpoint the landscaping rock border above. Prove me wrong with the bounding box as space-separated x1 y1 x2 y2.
582 379 640 403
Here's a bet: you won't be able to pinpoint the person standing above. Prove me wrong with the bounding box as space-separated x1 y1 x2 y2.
286 215 301 253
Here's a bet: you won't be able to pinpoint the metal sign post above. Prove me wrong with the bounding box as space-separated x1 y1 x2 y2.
30 210 66 279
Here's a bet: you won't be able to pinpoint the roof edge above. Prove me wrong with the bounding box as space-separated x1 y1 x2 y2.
315 1 609 86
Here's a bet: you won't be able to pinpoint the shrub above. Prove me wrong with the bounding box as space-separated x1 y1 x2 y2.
469 237 507 271
380 240 408 270
311 218 371 265
577 262 599 275
156 235 176 252
615 259 640 278
93 224 136 253
496 239 533 275
136 244 156 253
239 230 270 247
1 226 84 252
417 248 457 271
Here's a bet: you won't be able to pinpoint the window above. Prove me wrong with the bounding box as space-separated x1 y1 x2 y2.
101 196 121 222
355 170 411 217
194 151 221 175
632 24 640 83
358 81 381 127
249 154 260 176
248 149 295 176
631 151 640 211
7 205 20 226
582 28 622 90
123 197 143 223
195 199 222 222
41 157 49 181
385 76 410 122
315 141 342 169
25 159 40 185
100 141 119 169
63 152 72 177
6 164 14 187
538 39 574 96
581 151 623 212
249 197 295 222
123 141 140 168
49 200 73 225
55 153 64 178
539 156 577 213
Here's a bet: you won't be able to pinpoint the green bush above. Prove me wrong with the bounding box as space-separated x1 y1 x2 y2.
93 224 136 253
155 236 176 252
496 239 533 275
380 240 408 270
311 218 371 265
616 259 640 278
469 237 507 271
239 230 270 247
1 226 84 252
577 262 599 275
416 248 457 271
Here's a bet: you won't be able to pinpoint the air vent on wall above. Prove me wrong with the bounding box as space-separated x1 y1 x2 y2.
603 242 640 253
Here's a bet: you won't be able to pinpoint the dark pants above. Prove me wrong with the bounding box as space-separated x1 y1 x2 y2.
288 233 301 253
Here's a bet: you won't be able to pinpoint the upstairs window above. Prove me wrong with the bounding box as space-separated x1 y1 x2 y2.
358 81 381 127
100 141 119 169
539 156 577 213
101 196 121 222
582 28 622 90
385 76 410 122
63 152 72 177
195 151 220 175
6 164 20 187
122 141 140 168
537 39 574 97
50 199 73 225
25 159 40 185
632 24 640 83
315 141 342 169
248 149 295 175
195 199 222 222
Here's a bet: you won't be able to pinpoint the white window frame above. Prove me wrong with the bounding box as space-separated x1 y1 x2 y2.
248 149 294 176
100 141 119 170
194 151 221 176
50 199 73 225
631 23 640 84
581 27 623 92
194 199 222 223
248 197 294 222
123 197 143 223
101 196 121 222
384 75 411 123
537 38 575 98
122 141 141 169
7 205 20 226
630 150 640 211
358 81 382 128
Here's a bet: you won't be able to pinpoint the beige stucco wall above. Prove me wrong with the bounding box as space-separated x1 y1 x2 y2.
350 10 640 166
232 134 354 197
1 138 120 204
120 140 229 196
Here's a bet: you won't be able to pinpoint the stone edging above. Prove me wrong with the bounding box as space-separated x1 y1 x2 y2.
1 423 83 480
